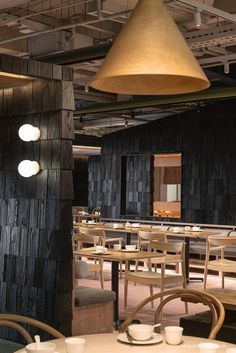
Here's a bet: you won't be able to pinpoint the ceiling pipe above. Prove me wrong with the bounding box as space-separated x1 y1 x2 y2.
74 87 236 115
0 9 132 45
0 0 93 28
36 42 111 64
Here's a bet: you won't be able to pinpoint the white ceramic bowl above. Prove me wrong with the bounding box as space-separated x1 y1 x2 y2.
173 227 181 233
125 245 136 251
192 226 201 231
26 342 56 353
95 245 107 253
128 324 153 341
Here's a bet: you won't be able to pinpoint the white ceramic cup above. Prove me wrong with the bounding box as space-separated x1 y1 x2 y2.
81 220 87 224
114 244 121 250
184 226 191 231
128 324 153 341
125 245 136 251
25 342 56 353
198 342 219 353
65 337 85 353
165 326 183 345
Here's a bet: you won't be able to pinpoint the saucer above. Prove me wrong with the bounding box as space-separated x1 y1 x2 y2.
121 249 139 252
92 251 111 255
117 333 163 345
191 229 203 232
22 351 60 353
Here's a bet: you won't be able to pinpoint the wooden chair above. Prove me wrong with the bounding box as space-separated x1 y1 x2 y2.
124 241 186 309
204 235 236 289
0 314 64 343
120 288 225 340
135 230 167 271
73 227 104 288
79 225 124 278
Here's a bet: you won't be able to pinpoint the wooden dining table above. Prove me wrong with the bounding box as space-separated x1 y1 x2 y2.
15 332 236 353
74 222 221 282
74 247 166 325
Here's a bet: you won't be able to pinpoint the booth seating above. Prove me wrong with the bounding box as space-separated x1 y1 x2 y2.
180 310 236 343
72 260 116 335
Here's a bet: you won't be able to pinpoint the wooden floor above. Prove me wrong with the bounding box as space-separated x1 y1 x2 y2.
79 262 235 327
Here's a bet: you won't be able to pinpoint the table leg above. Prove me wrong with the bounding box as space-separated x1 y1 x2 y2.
185 237 203 284
111 261 119 326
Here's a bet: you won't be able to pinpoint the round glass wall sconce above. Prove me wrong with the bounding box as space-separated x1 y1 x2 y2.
18 124 40 142
18 160 40 178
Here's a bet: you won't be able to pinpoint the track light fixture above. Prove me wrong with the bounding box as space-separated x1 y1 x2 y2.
194 9 202 27
224 61 230 74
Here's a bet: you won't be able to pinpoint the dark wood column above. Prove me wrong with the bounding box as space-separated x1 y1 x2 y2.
0 55 74 339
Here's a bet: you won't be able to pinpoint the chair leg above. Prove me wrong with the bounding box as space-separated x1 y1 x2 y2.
221 272 225 289
203 268 208 289
99 260 104 289
124 279 128 309
119 261 122 279
150 285 154 308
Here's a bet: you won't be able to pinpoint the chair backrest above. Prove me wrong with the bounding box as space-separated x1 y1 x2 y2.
149 240 184 258
0 314 65 344
138 231 167 250
79 226 105 246
92 207 101 214
119 288 225 340
206 235 236 260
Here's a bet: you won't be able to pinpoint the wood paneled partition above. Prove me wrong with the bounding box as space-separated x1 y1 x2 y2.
0 54 74 339
96 99 236 225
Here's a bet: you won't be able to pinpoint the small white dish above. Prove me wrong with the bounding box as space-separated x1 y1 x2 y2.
121 249 139 252
198 342 219 353
92 251 111 255
117 333 163 345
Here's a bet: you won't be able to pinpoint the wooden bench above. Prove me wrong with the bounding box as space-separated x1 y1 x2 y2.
180 310 236 344
72 260 116 335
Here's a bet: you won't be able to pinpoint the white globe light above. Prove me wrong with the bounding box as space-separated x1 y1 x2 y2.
18 160 40 178
18 124 40 142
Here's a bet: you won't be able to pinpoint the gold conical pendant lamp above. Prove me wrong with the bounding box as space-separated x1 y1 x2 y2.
90 0 210 95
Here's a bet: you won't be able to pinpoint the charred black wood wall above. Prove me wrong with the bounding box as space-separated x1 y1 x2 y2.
88 155 102 211
99 99 236 225
73 156 88 206
0 54 74 340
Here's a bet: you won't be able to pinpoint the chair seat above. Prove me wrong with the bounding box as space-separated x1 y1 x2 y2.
0 338 24 353
207 259 236 272
127 270 184 285
74 286 116 306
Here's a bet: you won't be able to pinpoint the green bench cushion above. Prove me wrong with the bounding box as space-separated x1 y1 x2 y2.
74 286 116 307
0 337 24 353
